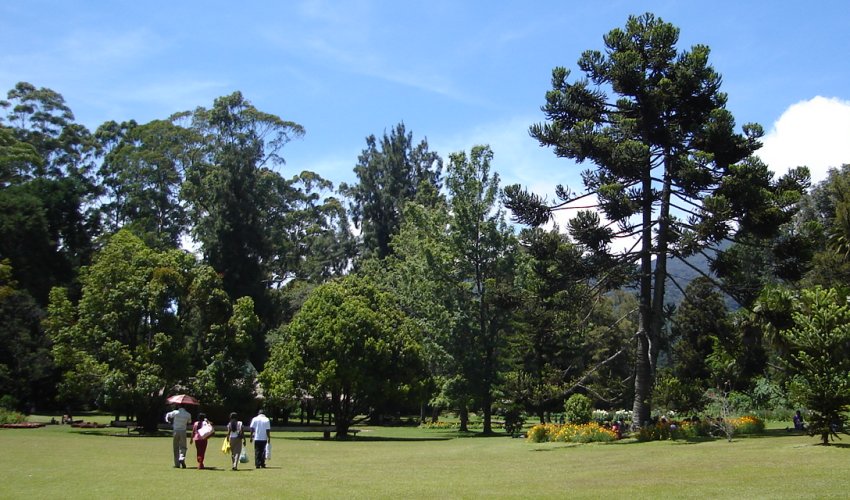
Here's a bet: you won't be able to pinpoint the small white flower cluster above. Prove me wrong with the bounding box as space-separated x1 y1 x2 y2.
592 409 609 421
591 409 634 423
613 409 633 422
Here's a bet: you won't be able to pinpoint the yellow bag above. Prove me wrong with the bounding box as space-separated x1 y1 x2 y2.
221 437 230 454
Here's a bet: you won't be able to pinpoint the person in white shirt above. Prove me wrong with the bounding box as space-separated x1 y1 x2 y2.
164 405 192 468
249 409 272 468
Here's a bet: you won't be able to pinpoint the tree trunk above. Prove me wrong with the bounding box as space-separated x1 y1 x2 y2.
632 158 673 429
632 166 655 428
459 405 469 432
482 391 493 435
632 331 652 428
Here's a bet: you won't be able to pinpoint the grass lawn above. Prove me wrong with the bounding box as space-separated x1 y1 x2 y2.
2 419 849 499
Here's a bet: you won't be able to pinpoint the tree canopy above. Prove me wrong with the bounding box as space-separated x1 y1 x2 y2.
261 275 426 437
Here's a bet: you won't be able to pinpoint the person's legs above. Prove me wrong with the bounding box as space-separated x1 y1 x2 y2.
254 440 267 467
196 439 208 469
172 433 180 467
230 438 242 470
176 432 188 467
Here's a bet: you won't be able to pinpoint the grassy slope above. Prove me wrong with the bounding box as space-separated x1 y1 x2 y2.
1 423 849 499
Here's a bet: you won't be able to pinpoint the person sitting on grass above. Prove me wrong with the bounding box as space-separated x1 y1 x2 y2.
793 410 806 431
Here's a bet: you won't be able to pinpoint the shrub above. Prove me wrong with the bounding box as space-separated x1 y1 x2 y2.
500 403 526 436
0 408 26 425
564 394 593 425
526 423 555 443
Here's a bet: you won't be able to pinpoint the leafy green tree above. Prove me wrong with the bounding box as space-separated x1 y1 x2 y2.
381 194 463 424
0 260 55 411
664 278 745 412
190 294 260 418
96 119 193 248
1 82 101 303
792 165 850 287
0 125 41 186
260 275 426 437
446 145 518 434
762 287 850 445
507 228 612 421
46 230 257 428
46 230 192 428
179 92 319 359
341 122 442 260
504 13 806 426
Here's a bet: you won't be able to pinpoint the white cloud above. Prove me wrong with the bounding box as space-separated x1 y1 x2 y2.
757 96 850 184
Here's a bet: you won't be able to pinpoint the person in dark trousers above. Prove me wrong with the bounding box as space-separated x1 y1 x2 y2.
249 409 271 468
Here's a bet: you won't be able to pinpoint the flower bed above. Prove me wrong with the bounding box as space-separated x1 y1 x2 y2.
637 415 765 441
527 422 617 443
0 422 45 428
70 422 107 429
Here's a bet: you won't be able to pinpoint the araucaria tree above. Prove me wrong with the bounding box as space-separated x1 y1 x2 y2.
761 286 850 445
505 13 806 426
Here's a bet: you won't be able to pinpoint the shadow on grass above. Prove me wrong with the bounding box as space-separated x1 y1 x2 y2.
76 429 170 438
526 429 816 449
290 435 452 443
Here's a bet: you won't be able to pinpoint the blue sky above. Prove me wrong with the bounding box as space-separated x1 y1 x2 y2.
2 0 849 202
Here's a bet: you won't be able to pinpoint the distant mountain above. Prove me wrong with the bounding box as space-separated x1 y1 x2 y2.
661 253 712 307
648 241 735 310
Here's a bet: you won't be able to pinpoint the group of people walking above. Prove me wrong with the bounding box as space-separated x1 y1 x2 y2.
165 405 271 470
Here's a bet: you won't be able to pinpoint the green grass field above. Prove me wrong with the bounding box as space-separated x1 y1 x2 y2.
2 418 849 499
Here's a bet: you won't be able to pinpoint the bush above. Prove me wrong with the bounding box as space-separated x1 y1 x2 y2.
526 423 554 443
564 394 593 425
0 408 26 425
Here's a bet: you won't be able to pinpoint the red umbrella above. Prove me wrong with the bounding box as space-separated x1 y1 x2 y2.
166 394 200 405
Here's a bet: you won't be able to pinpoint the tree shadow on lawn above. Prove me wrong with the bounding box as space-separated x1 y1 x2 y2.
75 429 170 438
290 435 452 443
527 431 815 450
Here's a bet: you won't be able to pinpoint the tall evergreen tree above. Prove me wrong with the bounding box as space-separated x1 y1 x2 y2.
180 92 306 358
341 122 442 260
96 119 194 249
505 13 806 425
446 145 517 434
1 82 101 303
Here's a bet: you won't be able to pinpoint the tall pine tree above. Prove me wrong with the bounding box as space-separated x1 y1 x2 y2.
505 13 806 426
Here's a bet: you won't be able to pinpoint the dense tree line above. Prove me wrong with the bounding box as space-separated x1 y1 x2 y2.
1 13 847 442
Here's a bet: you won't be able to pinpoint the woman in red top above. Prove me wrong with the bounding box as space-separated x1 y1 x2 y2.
191 412 213 469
